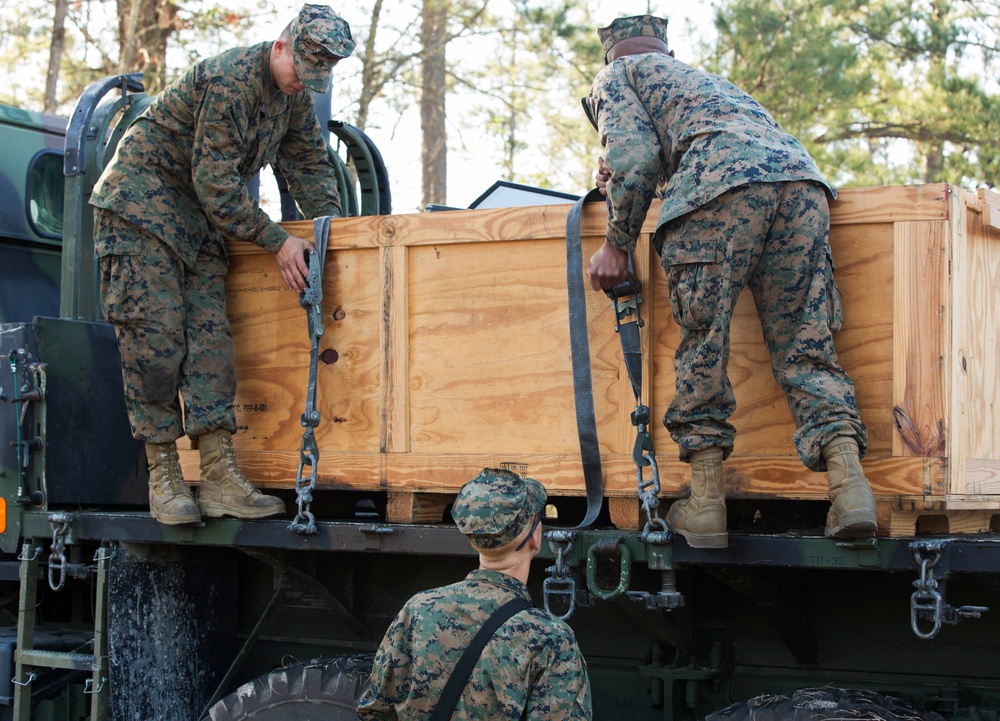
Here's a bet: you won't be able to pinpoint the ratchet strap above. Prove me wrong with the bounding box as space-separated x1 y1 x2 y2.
563 187 608 529
606 258 651 467
429 597 533 721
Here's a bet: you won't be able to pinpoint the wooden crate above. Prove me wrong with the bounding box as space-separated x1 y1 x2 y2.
178 184 1000 534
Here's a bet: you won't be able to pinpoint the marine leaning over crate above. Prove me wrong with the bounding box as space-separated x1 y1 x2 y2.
582 15 878 549
89 4 355 525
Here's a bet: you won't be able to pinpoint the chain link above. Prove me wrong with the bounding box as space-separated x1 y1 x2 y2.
48 513 71 591
910 540 989 640
637 454 670 544
543 532 577 620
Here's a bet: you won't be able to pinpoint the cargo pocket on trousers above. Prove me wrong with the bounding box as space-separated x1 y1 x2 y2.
661 237 723 331
822 247 844 335
100 254 149 325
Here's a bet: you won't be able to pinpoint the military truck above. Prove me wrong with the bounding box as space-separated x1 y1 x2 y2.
0 104 66 324
1 74 999 721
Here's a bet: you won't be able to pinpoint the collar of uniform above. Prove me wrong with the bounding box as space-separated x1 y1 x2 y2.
261 41 279 105
465 568 531 600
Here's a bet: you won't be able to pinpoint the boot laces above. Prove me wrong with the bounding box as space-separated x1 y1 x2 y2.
155 460 189 497
216 435 259 493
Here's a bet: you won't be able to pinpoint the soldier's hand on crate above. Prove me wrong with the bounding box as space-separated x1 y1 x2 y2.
276 234 316 293
586 240 629 291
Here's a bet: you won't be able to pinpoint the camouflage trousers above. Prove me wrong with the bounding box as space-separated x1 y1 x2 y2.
656 181 867 472
95 209 236 443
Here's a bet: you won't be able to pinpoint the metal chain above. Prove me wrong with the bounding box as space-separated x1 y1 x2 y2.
636 454 669 544
543 531 578 620
910 540 989 640
289 219 329 535
48 513 71 591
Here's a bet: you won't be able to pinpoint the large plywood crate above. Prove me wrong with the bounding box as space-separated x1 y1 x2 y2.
179 184 1000 535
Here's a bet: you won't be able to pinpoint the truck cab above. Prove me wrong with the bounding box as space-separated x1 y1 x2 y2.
0 105 67 323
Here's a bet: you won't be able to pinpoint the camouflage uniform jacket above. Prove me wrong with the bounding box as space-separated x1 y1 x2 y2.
356 569 592 720
582 53 834 253
91 42 341 267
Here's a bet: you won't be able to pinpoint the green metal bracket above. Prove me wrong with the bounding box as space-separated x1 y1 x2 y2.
586 539 632 601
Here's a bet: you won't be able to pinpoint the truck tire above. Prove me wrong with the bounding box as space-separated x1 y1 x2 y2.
706 687 946 721
206 654 372 721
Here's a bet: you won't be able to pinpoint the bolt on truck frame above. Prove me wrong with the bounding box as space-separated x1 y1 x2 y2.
1 74 1000 721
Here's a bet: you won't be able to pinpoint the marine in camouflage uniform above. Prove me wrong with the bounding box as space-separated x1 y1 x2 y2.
582 16 877 548
356 468 592 720
91 4 355 525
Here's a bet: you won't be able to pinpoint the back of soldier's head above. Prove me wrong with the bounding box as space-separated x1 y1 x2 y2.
452 468 547 555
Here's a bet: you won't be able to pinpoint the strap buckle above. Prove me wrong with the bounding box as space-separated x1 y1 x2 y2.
604 274 643 332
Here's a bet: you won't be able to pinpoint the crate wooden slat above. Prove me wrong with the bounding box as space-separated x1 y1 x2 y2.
177 184 1000 535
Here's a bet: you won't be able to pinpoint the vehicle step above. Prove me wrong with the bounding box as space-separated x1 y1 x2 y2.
19 648 98 671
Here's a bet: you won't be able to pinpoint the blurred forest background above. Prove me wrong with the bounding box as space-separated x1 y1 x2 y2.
1 0 997 212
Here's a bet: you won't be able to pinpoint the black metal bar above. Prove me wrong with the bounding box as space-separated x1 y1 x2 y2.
23 509 1000 573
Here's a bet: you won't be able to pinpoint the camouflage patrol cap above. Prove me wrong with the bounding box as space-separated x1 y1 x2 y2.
598 15 669 62
290 4 355 93
452 468 547 550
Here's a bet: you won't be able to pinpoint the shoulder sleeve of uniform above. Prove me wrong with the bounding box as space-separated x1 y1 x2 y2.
356 601 415 720
523 615 593 720
595 62 661 253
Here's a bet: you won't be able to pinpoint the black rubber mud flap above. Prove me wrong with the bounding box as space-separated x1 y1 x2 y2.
206 655 372 720
706 687 947 721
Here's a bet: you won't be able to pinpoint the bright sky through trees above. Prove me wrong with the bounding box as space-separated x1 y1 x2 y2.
252 1 718 213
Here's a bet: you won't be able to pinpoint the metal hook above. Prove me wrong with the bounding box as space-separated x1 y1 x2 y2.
11 672 36 687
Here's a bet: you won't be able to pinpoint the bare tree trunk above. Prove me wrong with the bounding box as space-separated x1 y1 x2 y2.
44 0 69 113
923 143 944 183
356 0 386 131
116 0 179 94
923 0 946 183
420 0 448 209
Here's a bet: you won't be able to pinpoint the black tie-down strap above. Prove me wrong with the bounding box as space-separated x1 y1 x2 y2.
563 187 608 530
563 191 669 544
289 216 332 535
429 597 533 721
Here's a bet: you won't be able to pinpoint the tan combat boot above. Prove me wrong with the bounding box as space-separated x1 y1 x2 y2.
197 429 284 519
666 448 728 549
822 437 877 538
145 442 201 525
